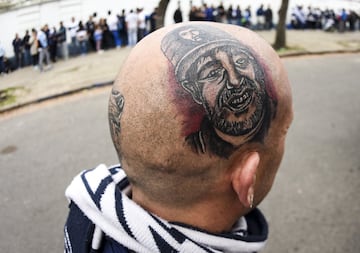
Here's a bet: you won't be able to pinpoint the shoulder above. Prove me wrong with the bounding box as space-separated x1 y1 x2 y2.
64 202 130 253
102 237 130 253
64 202 95 253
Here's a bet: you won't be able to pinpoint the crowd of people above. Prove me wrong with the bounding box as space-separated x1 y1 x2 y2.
1 2 359 76
290 5 359 32
0 7 159 75
174 2 359 33
175 3 274 30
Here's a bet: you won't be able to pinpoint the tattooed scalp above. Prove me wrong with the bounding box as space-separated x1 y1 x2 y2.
109 89 125 141
161 24 277 158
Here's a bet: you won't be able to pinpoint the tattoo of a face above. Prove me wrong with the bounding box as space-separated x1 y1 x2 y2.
109 89 125 138
161 25 277 158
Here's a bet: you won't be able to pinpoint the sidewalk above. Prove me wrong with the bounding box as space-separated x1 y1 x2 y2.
0 30 359 114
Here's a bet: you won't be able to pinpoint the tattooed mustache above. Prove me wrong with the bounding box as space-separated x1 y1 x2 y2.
209 77 265 136
219 76 256 114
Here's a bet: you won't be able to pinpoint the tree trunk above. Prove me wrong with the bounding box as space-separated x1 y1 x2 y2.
157 0 170 28
274 0 289 50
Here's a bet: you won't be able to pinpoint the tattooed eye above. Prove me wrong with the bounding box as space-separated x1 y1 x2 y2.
198 67 224 82
207 68 223 79
236 58 249 68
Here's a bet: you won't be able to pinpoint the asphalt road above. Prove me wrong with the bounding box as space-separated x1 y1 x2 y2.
0 53 359 252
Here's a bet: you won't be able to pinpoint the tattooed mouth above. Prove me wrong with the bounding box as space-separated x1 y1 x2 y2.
221 88 253 115
227 90 252 112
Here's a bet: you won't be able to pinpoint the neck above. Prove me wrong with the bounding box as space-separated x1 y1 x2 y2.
132 187 247 233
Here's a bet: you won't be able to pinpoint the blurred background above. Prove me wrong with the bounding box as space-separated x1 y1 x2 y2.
0 0 359 252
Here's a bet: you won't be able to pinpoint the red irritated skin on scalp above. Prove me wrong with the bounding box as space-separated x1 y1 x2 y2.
166 62 206 137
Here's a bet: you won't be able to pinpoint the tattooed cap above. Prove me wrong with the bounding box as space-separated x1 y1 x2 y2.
161 25 240 83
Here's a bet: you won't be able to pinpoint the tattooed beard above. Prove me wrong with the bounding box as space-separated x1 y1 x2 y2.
208 77 266 137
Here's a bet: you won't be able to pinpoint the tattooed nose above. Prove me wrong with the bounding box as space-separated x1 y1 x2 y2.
226 76 243 89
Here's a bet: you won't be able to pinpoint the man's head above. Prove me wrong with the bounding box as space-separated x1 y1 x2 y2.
109 22 293 232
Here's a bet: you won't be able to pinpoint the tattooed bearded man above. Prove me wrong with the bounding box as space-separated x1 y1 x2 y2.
161 25 277 158
64 22 293 253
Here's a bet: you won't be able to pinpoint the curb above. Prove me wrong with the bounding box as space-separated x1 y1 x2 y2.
278 49 360 58
0 80 113 114
1 49 359 115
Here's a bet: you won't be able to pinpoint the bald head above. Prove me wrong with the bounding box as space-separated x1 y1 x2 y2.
109 22 292 210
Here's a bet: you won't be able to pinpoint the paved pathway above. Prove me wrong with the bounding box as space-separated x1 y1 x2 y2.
0 29 359 113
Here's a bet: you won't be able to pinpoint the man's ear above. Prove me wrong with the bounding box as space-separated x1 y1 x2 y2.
231 152 260 208
181 80 203 104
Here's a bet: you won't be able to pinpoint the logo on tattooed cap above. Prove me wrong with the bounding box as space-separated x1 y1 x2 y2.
161 26 240 83
161 24 277 158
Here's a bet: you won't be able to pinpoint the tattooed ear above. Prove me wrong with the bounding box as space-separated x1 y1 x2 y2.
181 80 203 105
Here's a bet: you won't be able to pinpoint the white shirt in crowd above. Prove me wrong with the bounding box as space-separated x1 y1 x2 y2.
108 14 119 31
37 30 48 48
68 20 79 38
126 11 138 30
137 10 146 29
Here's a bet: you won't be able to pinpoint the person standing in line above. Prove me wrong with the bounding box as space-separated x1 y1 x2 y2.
226 4 234 24
93 24 103 53
235 5 243 26
36 27 52 72
68 17 79 55
43 24 50 46
48 27 58 62
118 9 128 47
86 15 96 52
234 5 241 25
108 10 121 48
30 29 39 69
264 5 273 30
291 5 306 29
99 18 112 50
189 6 205 21
243 6 252 28
216 3 226 23
204 4 215 22
12 33 23 69
256 4 265 30
148 7 158 33
76 21 88 55
305 6 316 29
338 8 348 33
348 10 359 31
173 6 183 23
57 21 68 60
137 8 146 42
125 9 138 47
22 30 31 67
